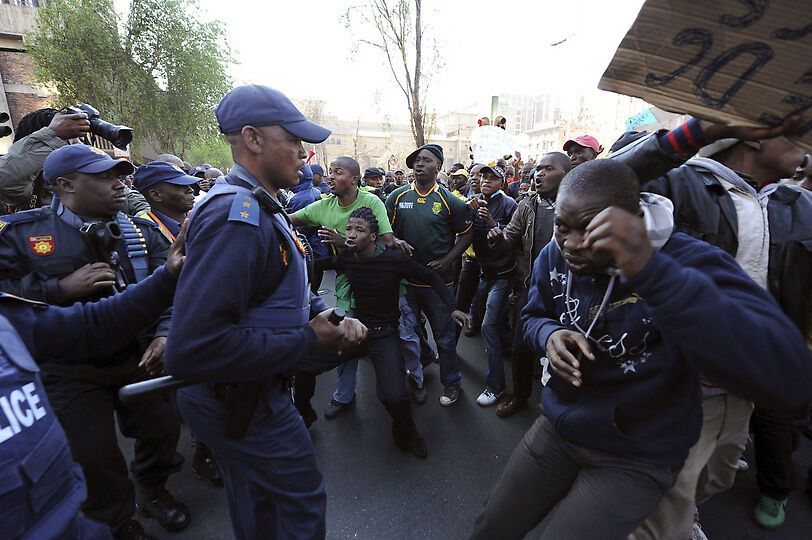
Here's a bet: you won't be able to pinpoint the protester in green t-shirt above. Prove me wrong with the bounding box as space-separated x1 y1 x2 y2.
290 156 400 417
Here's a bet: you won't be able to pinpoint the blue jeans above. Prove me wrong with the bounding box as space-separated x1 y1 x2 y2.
399 296 423 386
478 277 511 393
331 308 358 405
405 284 461 389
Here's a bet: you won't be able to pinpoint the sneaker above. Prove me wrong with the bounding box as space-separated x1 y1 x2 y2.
754 495 787 530
737 458 749 472
476 388 505 407
324 394 355 419
689 520 708 540
408 376 428 405
439 386 460 406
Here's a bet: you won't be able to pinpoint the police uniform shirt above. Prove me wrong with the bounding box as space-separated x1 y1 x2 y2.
164 168 320 383
385 181 472 284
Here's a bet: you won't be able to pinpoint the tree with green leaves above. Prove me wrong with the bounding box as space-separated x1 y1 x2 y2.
26 0 231 160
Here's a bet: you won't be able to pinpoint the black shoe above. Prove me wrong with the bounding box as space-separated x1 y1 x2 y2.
464 325 481 337
113 519 156 540
394 429 428 459
193 443 224 487
324 394 354 419
408 376 428 405
136 490 191 533
420 352 438 368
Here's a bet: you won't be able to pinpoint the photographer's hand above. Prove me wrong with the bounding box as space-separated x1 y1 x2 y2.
50 112 91 141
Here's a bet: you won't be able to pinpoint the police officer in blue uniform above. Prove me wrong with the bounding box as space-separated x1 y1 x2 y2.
133 161 199 246
0 145 189 539
0 232 185 540
131 161 225 487
164 84 367 539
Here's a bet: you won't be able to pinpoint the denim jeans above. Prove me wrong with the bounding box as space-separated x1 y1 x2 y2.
405 284 461 389
477 277 511 393
332 309 358 405
398 296 423 386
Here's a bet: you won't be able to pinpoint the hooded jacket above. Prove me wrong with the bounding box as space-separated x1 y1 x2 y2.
522 194 812 467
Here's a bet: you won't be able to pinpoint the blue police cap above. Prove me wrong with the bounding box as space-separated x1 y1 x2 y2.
133 161 201 193
310 164 324 176
43 144 134 184
215 84 331 143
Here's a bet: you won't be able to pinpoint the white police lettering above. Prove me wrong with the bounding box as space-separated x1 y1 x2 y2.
0 382 47 444
398 202 414 210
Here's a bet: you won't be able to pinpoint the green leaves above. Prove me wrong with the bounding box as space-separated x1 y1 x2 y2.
26 0 232 159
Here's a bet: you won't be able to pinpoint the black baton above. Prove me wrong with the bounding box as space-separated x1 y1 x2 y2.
117 308 347 403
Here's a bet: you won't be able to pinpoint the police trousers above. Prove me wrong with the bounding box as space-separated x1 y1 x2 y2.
41 361 183 528
178 384 326 540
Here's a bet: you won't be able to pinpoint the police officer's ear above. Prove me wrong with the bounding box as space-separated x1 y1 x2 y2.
147 187 163 204
241 125 264 154
52 174 77 195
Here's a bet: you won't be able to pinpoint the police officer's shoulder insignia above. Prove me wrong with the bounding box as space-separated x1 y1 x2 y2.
28 235 55 257
227 193 260 226
0 208 49 235
0 291 47 306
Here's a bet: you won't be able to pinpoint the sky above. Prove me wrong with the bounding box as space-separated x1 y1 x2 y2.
114 0 647 122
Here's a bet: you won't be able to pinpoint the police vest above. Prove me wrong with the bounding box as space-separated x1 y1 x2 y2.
192 181 310 329
0 315 87 539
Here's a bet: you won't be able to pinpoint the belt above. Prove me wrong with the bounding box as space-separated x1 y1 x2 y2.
366 322 398 334
209 375 286 402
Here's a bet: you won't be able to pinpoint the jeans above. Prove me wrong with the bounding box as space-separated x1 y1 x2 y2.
406 284 462 389
478 277 511 393
399 296 423 386
509 287 534 402
456 255 484 341
470 416 674 540
331 308 358 405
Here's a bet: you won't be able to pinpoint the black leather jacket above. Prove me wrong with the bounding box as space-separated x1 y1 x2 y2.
613 133 812 339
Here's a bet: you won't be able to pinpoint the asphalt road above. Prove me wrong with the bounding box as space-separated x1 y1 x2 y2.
119 272 812 539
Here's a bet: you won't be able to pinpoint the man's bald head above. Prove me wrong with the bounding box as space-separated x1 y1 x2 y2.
155 153 184 169
543 152 573 175
558 159 639 213
333 156 360 179
204 168 223 180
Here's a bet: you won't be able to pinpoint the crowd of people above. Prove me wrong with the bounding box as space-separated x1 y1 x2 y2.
1 82 812 540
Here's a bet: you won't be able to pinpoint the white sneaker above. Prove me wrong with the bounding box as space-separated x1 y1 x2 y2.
476 388 504 407
737 458 749 471
690 520 708 540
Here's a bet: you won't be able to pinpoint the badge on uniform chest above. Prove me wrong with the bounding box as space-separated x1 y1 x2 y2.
28 235 55 257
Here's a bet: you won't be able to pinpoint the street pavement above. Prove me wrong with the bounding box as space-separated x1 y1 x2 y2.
120 272 812 539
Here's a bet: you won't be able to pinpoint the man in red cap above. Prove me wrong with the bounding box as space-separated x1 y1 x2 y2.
563 135 604 168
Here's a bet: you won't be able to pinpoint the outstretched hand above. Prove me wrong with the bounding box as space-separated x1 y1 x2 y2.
701 115 801 144
165 219 188 278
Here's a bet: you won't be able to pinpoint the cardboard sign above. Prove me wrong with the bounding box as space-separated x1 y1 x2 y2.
599 0 812 151
470 126 516 164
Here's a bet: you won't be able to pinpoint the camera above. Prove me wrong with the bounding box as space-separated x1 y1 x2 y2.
65 104 133 150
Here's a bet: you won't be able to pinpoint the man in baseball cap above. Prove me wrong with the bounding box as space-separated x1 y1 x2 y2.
215 84 332 143
563 134 604 168
133 161 200 242
43 144 134 185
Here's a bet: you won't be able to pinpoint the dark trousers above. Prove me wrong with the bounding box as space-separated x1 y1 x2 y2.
456 255 483 342
294 328 417 440
470 415 674 540
178 385 326 539
752 406 802 499
508 287 534 402
41 362 183 528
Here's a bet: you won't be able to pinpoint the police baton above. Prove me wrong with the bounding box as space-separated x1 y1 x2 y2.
118 308 346 403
